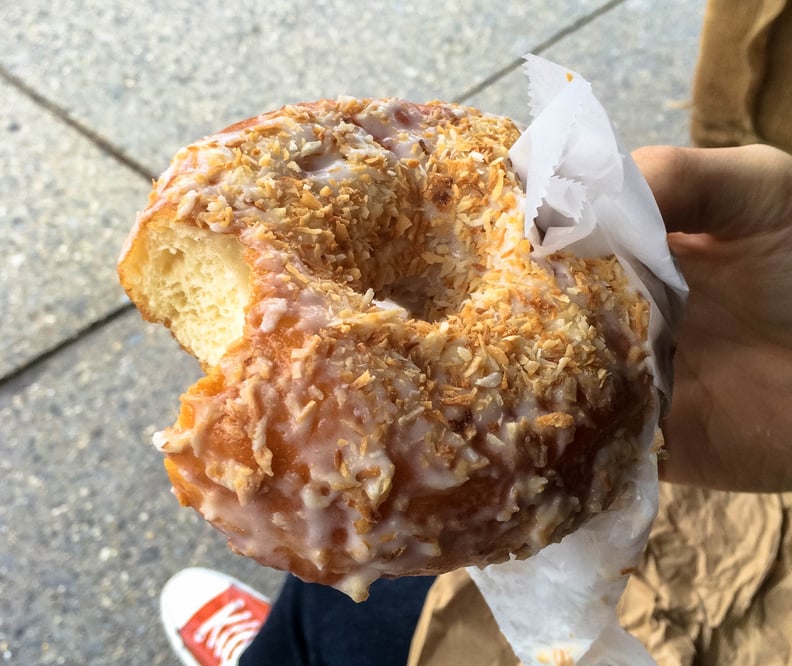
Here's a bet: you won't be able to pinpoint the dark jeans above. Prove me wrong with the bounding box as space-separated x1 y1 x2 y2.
240 574 435 666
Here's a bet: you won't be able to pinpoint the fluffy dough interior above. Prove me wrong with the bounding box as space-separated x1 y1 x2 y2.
124 225 250 367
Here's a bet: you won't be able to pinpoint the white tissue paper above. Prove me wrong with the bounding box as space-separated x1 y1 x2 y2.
466 55 688 666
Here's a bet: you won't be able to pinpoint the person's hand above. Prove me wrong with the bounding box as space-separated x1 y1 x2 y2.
633 144 792 492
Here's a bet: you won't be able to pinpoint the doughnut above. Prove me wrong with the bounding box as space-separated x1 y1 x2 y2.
118 98 654 601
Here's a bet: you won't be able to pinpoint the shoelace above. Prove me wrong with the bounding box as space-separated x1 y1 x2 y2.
193 598 262 664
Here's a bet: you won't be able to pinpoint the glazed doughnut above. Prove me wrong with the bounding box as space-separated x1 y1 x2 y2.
118 98 654 601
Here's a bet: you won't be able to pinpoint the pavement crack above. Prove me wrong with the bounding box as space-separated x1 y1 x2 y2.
453 0 628 103
0 302 136 391
0 65 155 182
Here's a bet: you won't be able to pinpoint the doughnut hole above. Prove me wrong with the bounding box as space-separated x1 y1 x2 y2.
348 209 480 322
372 263 470 323
126 224 250 367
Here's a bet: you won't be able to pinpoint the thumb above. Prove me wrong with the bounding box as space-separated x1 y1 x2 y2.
632 144 792 238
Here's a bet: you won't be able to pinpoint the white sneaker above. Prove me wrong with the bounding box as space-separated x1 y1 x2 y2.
160 567 272 666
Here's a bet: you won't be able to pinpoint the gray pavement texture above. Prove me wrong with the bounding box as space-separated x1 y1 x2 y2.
0 1 705 664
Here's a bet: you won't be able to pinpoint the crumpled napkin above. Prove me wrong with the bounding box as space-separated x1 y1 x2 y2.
466 54 688 666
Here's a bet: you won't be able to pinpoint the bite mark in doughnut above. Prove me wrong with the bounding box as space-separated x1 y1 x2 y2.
119 98 653 601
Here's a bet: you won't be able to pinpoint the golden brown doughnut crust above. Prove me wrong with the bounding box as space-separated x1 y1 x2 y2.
119 98 653 600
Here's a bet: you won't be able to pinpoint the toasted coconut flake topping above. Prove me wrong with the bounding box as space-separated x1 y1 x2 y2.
127 98 654 601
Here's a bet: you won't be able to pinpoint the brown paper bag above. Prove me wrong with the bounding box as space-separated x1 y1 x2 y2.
407 569 519 666
408 488 792 666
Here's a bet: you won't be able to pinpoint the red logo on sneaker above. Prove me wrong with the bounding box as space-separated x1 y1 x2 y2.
179 585 271 666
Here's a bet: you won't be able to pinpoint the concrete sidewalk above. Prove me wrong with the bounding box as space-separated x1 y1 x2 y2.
0 1 704 663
